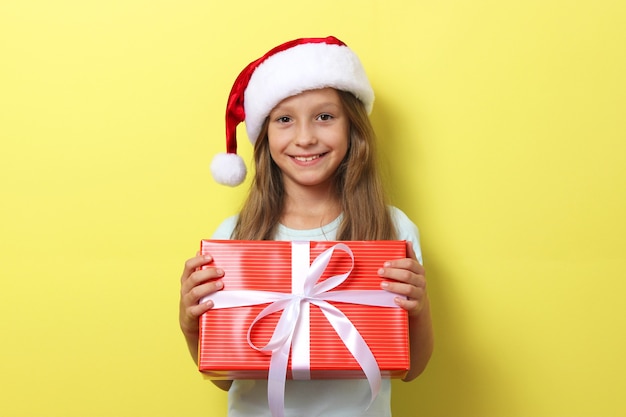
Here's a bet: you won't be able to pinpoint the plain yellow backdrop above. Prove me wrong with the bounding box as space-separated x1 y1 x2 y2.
1 1 625 416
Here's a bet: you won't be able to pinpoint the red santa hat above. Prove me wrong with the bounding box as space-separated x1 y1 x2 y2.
210 36 375 186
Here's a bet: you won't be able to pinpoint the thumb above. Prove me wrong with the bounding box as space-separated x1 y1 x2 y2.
406 241 417 261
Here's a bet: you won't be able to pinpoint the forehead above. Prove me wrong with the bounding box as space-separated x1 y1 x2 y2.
271 88 342 111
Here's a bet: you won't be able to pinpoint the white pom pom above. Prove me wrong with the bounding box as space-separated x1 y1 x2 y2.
210 153 247 186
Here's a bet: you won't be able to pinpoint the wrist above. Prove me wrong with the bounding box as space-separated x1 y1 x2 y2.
180 322 200 340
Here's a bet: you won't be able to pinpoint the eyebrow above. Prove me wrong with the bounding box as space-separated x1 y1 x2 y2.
271 102 342 114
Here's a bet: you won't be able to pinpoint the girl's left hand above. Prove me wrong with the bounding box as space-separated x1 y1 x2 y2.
378 242 427 317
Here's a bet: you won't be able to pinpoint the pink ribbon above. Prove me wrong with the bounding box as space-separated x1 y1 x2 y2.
203 242 400 417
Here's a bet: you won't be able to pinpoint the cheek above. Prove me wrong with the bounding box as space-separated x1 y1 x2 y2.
266 131 280 155
266 134 286 164
338 123 350 151
267 125 290 145
336 130 350 158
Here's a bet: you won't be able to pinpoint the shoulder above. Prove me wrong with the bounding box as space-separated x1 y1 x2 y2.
388 206 419 238
388 206 423 264
211 214 239 239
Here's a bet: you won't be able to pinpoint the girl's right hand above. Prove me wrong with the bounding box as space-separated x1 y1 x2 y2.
179 254 234 390
178 254 225 340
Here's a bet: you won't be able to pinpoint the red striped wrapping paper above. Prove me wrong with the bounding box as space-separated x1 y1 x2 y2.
198 239 409 380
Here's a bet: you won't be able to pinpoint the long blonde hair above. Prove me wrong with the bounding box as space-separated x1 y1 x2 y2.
231 90 397 241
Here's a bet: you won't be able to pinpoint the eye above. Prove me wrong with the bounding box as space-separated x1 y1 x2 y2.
317 113 333 121
277 116 292 123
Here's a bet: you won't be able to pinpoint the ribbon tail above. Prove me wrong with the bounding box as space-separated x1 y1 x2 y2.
267 331 293 417
250 300 302 417
317 301 382 408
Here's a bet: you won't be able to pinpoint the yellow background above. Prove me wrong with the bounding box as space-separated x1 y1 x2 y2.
1 0 625 416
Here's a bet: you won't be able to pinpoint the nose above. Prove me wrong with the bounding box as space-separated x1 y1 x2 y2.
294 121 317 146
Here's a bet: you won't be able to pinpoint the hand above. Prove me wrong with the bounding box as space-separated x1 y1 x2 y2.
378 242 427 317
179 254 225 338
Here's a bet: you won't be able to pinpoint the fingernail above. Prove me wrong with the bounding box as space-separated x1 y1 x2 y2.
380 281 389 289
377 268 385 275
215 280 223 289
215 268 224 276
384 261 391 267
203 255 212 261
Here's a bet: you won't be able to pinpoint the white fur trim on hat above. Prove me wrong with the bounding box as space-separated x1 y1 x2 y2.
243 42 374 144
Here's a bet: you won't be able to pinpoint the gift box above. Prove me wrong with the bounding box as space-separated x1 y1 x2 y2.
198 239 410 382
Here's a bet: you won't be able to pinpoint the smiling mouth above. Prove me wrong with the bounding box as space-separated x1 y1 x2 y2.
292 153 327 162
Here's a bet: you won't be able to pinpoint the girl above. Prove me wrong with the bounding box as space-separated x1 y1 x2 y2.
179 36 433 417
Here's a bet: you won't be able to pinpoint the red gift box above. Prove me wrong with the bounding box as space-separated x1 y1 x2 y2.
198 240 409 382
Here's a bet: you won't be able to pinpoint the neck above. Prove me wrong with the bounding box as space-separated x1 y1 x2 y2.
281 187 342 230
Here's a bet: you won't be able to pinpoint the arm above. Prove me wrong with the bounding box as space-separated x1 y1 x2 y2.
179 254 233 391
378 242 434 381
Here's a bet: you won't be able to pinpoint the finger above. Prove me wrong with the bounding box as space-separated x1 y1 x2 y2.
405 242 425 276
381 257 423 276
181 268 224 298
381 280 424 299
180 298 215 336
406 241 417 260
181 255 214 283
393 296 423 316
384 268 426 289
394 295 418 308
186 297 215 318
378 264 417 285
182 279 224 308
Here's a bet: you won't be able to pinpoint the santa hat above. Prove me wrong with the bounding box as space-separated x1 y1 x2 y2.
210 36 375 186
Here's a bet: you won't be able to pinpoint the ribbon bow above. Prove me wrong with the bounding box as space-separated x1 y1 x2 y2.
204 242 400 417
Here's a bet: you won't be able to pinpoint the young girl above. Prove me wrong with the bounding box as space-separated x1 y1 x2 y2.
179 36 433 417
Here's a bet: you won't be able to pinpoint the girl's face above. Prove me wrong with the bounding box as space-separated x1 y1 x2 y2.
267 88 349 194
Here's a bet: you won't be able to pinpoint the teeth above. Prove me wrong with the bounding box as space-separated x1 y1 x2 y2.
294 155 321 162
